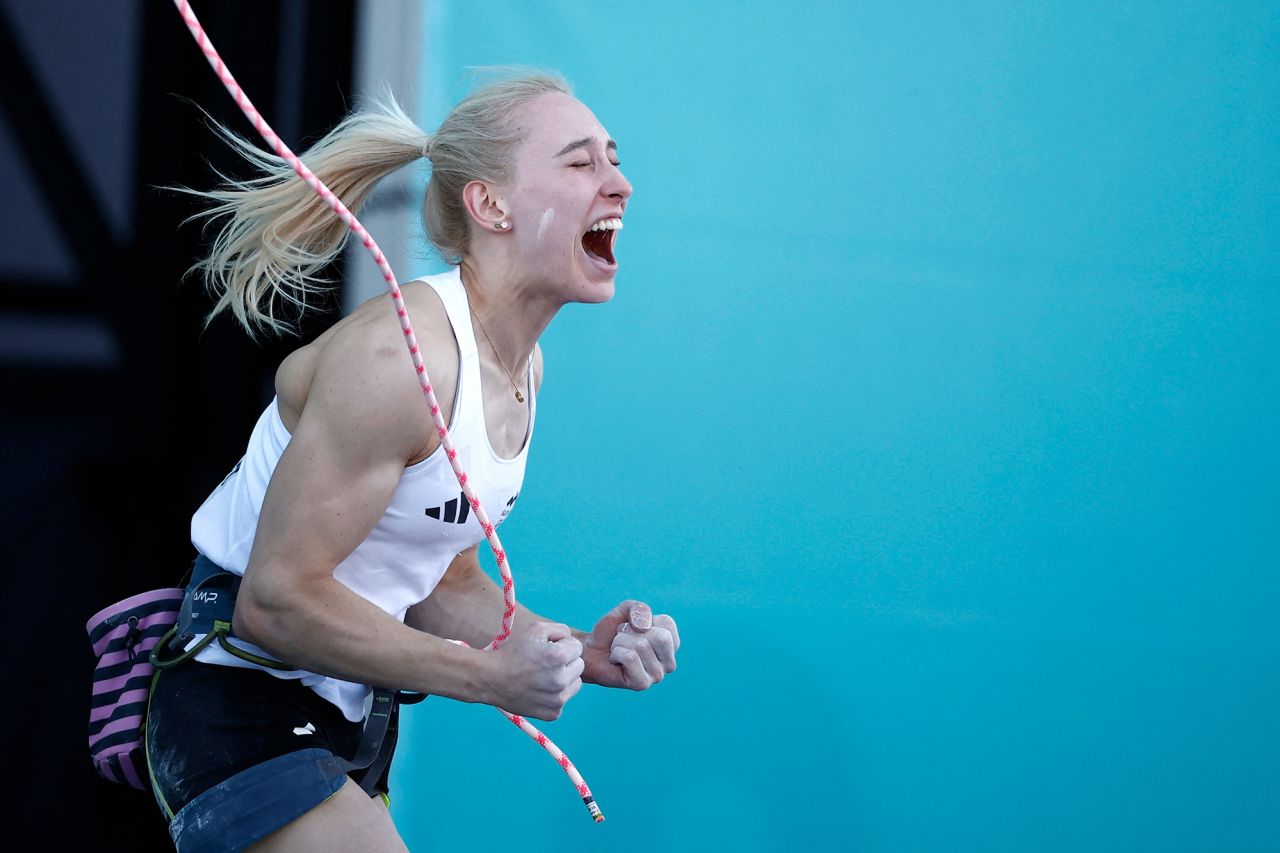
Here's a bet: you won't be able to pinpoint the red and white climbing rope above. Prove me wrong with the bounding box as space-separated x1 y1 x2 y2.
171 0 603 822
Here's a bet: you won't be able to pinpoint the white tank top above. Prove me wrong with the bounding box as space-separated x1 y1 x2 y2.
189 267 535 721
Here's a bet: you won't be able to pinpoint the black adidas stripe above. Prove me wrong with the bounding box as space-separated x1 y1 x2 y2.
425 492 518 524
425 492 470 525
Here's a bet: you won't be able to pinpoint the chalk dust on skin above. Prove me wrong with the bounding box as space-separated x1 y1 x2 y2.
537 208 556 241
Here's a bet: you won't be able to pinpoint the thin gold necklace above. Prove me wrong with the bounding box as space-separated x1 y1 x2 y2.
469 305 530 403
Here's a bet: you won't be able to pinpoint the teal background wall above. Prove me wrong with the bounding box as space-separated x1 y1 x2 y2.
389 3 1278 850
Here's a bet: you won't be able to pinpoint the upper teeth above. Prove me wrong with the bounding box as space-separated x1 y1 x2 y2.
588 218 623 232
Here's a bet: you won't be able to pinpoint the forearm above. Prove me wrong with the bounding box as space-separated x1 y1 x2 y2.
234 573 497 705
406 557 571 649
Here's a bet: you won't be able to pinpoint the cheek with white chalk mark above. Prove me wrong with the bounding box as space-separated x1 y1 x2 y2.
537 208 555 241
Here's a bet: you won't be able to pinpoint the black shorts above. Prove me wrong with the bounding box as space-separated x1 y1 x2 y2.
145 660 396 853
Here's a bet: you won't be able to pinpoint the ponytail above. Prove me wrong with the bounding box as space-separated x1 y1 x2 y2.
184 93 427 337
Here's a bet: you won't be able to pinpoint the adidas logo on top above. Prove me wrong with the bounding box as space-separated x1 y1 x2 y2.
425 492 517 525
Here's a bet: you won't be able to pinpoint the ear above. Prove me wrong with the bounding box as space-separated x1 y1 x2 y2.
462 180 511 232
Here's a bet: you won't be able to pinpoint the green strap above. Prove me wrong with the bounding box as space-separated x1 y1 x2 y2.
150 625 218 670
150 621 293 671
212 620 293 670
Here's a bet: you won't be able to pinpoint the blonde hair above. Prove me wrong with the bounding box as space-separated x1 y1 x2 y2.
185 70 572 337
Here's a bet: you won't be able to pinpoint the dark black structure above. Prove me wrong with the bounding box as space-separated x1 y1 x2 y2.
0 1 356 847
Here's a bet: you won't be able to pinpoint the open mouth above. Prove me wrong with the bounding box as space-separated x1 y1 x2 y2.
581 217 622 266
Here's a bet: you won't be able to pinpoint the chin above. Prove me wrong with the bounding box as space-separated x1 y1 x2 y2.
574 277 615 304
572 251 619 303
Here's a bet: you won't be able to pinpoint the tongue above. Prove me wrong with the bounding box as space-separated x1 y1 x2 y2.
582 229 615 265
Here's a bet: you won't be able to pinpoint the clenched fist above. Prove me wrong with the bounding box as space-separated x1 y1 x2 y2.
485 621 585 720
582 600 680 690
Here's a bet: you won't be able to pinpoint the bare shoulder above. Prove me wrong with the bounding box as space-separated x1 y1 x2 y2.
282 280 462 465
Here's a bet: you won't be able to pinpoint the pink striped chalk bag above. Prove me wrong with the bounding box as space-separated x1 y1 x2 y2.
85 588 186 789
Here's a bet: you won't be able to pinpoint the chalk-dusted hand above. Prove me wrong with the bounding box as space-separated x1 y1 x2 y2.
487 621 584 720
582 600 680 690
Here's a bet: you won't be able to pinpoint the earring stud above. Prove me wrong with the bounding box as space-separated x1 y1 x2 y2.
496 220 510 231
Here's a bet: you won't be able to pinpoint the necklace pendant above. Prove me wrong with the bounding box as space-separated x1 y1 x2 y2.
514 389 525 403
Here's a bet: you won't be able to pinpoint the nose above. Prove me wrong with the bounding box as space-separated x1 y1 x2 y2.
604 163 633 205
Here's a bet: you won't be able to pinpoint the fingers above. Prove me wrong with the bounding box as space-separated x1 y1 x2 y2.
628 602 653 631
564 657 584 697
550 634 584 665
527 638 585 721
653 614 680 653
529 621 583 665
609 645 653 689
617 617 677 671
617 622 676 667
645 623 677 672
530 607 680 698
609 628 672 688
543 630 583 686
630 640 666 683
606 602 679 690
615 601 653 635
533 621 573 643
541 656 584 720
494 621 588 720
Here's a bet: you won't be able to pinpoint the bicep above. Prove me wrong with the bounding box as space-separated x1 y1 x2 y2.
243 344 429 605
247 420 404 590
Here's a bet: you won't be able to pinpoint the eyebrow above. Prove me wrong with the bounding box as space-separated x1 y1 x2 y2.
554 136 618 157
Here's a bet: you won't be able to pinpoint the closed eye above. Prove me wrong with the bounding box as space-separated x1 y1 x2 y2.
569 159 621 170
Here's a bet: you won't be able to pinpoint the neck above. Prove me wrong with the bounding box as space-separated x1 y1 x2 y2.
458 256 561 371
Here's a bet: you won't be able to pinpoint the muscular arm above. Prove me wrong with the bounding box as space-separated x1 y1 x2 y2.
230 306 501 705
